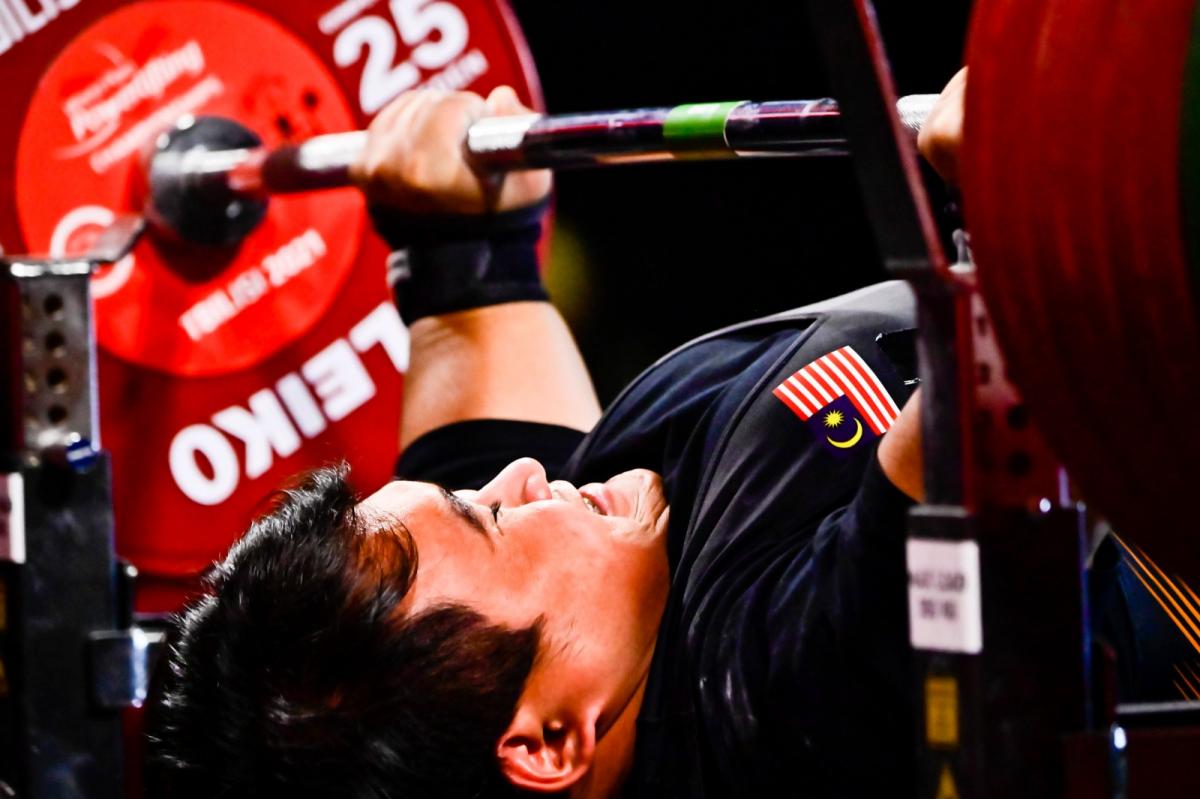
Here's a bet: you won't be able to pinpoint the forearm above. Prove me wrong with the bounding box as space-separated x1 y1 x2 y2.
401 302 601 448
348 87 597 449
876 389 924 502
388 206 601 448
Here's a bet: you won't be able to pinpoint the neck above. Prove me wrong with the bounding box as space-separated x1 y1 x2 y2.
570 674 649 799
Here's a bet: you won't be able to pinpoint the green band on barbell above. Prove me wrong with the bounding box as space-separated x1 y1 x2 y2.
663 101 746 151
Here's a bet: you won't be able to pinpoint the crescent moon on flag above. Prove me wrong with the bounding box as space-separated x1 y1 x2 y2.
826 418 864 449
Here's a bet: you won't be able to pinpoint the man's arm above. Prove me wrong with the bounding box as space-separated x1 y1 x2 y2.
876 68 969 503
917 67 967 185
351 87 602 450
401 304 602 448
877 389 923 501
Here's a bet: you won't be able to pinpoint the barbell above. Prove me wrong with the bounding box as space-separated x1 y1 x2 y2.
145 95 935 246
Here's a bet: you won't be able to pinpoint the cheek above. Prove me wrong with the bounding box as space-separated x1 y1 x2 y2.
498 512 601 591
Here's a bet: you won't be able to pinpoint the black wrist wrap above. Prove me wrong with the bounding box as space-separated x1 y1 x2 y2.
371 200 550 326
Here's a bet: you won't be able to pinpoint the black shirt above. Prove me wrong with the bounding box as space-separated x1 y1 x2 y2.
397 282 1195 797
402 283 918 796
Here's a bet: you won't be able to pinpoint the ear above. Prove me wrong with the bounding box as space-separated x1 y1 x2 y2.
497 706 597 793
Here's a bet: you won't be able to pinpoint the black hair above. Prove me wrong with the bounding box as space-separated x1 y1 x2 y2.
147 465 543 798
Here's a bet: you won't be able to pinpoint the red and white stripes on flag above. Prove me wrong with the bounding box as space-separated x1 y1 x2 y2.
772 345 900 434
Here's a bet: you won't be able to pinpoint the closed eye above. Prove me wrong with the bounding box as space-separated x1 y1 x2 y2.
436 486 492 541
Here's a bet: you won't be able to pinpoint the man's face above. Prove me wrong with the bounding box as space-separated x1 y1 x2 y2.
360 458 670 723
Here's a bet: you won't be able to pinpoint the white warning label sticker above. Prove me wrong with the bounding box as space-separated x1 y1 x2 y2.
907 539 983 654
0 473 26 565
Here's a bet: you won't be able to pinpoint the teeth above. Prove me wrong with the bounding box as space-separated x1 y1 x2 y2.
582 496 604 515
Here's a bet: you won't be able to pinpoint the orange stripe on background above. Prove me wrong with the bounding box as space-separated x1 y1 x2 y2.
1133 544 1200 641
1173 664 1200 700
1115 537 1200 656
1177 580 1200 623
1136 545 1200 629
1185 661 1200 686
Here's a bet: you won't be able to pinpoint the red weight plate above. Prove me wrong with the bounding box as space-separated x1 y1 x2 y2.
0 0 543 610
18 2 363 376
963 0 1200 575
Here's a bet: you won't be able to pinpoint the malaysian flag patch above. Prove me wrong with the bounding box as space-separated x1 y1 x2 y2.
772 345 900 455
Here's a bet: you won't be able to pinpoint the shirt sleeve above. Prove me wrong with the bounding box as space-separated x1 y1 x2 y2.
395 419 585 489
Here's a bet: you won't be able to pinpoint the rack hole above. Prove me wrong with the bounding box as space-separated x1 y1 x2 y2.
47 405 68 425
44 330 66 355
46 367 69 392
43 294 64 317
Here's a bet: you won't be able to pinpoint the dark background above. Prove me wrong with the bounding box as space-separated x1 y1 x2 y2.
508 1 971 401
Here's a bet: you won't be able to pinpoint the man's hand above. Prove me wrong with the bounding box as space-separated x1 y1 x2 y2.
877 70 969 502
350 86 552 215
917 67 967 185
356 88 601 445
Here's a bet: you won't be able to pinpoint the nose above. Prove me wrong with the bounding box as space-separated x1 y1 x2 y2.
476 457 553 507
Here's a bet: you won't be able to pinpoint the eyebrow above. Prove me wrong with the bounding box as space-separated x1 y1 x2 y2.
436 486 490 539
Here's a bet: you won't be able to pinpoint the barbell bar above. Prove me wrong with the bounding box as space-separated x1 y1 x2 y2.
147 95 937 244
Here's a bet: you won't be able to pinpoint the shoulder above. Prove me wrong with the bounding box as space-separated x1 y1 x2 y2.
628 280 917 411
671 280 915 356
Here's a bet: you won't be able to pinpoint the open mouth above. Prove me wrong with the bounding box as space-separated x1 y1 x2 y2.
580 494 606 516
578 486 611 516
